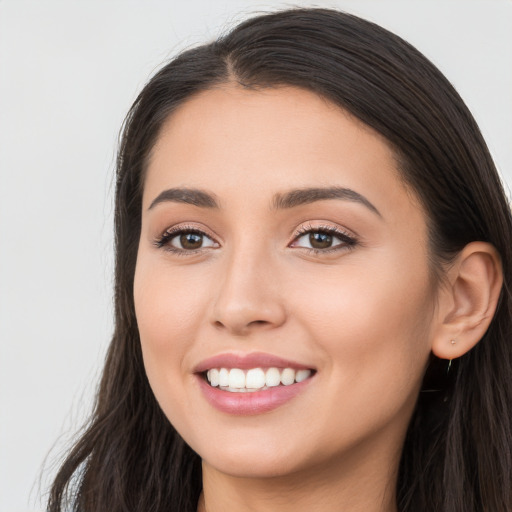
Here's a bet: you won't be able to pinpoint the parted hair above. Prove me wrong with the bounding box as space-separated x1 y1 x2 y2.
48 8 512 512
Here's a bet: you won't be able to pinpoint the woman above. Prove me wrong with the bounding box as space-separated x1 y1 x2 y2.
47 7 512 512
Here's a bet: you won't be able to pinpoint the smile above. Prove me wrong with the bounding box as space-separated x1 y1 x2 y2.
205 367 312 392
195 353 316 414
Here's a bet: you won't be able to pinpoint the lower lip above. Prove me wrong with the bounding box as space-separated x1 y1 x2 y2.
197 375 314 415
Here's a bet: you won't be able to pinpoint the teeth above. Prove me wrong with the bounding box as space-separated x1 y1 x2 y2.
219 368 229 387
207 368 219 387
228 368 245 389
265 367 281 387
246 368 266 388
280 368 295 386
295 369 311 383
205 367 312 391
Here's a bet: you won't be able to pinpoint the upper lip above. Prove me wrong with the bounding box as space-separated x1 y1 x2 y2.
193 352 315 373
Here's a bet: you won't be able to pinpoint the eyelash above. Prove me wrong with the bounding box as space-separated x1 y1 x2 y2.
153 225 215 256
291 223 358 254
154 223 358 255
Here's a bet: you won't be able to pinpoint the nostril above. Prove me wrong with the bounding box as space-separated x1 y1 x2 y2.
213 319 270 331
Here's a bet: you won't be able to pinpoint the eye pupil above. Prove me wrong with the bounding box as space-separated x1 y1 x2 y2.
309 232 332 249
180 233 203 249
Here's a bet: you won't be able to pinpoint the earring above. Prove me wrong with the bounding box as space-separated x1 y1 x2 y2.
447 339 456 373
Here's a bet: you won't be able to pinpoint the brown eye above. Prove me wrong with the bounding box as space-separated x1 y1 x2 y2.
165 230 218 251
179 233 203 250
309 232 333 249
290 227 356 252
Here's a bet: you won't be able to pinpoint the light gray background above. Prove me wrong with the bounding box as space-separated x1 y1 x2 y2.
1 1 511 511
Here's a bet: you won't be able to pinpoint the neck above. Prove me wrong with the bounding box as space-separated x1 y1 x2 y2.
198 439 401 512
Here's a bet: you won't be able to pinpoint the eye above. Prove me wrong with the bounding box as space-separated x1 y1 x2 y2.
290 225 357 252
155 227 219 253
303 231 335 250
170 231 216 250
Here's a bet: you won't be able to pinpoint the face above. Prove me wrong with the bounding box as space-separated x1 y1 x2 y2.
134 85 437 480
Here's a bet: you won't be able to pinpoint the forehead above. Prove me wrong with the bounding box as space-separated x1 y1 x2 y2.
143 85 422 223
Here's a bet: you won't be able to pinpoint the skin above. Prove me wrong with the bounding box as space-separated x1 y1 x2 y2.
133 85 502 511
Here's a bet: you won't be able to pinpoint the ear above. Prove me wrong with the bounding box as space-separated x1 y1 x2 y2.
431 241 503 360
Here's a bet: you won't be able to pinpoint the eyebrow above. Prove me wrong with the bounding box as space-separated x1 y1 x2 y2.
148 188 219 210
148 186 381 217
271 187 381 217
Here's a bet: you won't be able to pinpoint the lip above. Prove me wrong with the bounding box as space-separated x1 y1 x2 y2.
193 351 314 373
197 374 314 415
194 352 316 415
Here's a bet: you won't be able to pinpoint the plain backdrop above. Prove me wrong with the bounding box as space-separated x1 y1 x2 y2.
0 1 511 510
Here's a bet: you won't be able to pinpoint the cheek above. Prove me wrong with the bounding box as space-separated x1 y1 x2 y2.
133 257 210 415
293 255 434 392
134 258 208 349
280 259 434 457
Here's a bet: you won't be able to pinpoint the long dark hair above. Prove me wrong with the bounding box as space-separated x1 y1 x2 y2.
47 8 512 511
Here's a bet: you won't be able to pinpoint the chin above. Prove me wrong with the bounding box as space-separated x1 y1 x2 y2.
187 428 310 479
201 450 303 479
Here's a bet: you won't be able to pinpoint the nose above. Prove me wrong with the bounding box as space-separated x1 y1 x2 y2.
210 247 287 336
